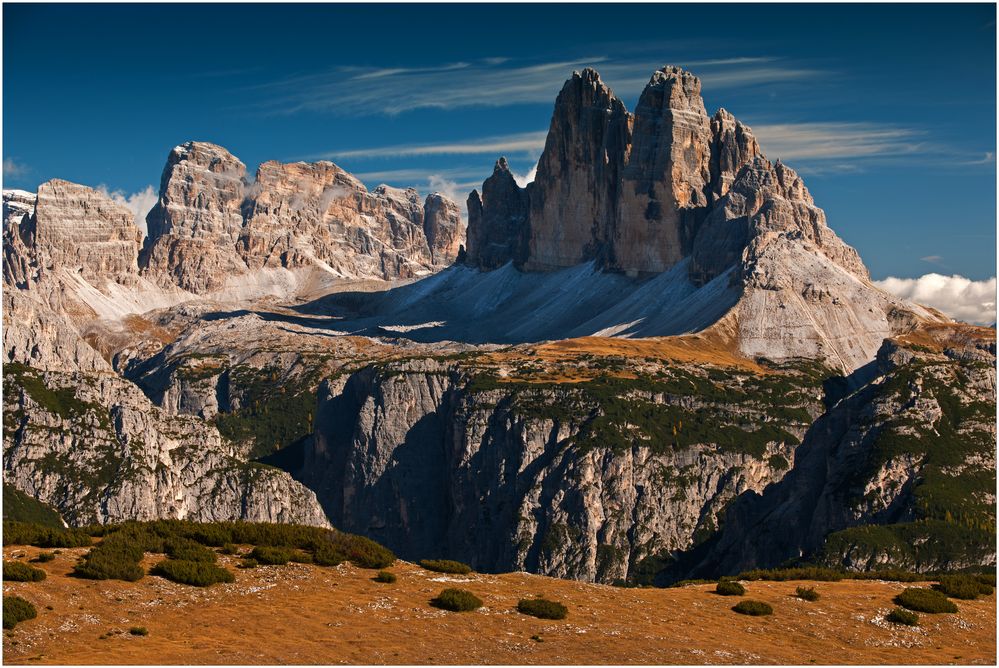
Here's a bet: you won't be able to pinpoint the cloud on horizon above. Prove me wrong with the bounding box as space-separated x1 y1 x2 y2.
874 273 996 325
3 157 29 178
98 184 158 235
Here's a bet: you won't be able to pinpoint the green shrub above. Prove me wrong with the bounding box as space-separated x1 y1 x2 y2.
337 535 394 569
715 580 745 596
732 600 773 616
886 607 919 626
249 546 294 565
737 567 844 582
2 595 37 630
430 588 482 612
935 575 989 600
129 626 149 636
3 521 91 548
71 531 149 582
237 559 258 569
894 588 958 613
795 586 820 602
3 561 46 582
164 538 217 563
31 552 55 563
3 485 64 529
151 560 235 587
312 544 346 567
374 570 397 583
517 598 568 620
290 550 313 564
419 559 472 575
974 572 996 588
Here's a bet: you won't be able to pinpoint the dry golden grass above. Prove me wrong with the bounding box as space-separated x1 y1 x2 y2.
2 545 994 665
894 321 996 353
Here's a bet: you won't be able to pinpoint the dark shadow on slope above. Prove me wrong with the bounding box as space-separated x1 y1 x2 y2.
658 362 885 584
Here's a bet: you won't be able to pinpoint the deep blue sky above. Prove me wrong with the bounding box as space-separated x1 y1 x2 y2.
3 3 996 280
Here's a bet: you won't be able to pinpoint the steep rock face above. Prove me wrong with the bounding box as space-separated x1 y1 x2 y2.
3 190 37 288
708 109 761 201
423 193 464 264
465 158 529 270
671 332 997 578
139 143 464 294
615 66 713 275
33 179 142 283
141 142 249 293
295 358 820 582
240 161 444 279
524 68 631 270
3 291 111 373
3 363 330 527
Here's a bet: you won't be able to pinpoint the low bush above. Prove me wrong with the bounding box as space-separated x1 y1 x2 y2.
517 598 568 620
430 588 482 612
129 626 149 636
715 580 745 596
71 532 148 581
237 559 258 569
3 595 37 629
795 586 820 602
974 572 996 588
732 600 773 616
669 579 717 587
3 521 92 548
312 544 346 567
3 561 46 582
736 567 844 582
419 559 472 575
374 570 397 583
218 544 238 555
249 546 294 565
31 552 55 563
290 550 313 564
894 588 958 613
164 538 217 563
934 575 990 600
151 560 235 587
886 607 919 626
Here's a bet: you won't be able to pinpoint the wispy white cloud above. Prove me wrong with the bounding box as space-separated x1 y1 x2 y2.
874 273 997 325
752 122 925 161
512 163 538 188
97 184 158 235
318 130 548 160
245 55 818 117
3 157 28 178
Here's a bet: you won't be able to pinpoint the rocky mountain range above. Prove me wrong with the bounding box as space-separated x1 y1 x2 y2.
3 64 994 584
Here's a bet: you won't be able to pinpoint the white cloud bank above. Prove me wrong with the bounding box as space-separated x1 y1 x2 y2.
97 185 158 235
874 273 997 326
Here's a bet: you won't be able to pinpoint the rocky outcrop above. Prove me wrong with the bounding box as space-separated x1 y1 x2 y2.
465 158 529 270
139 142 463 294
670 332 997 578
524 68 631 271
292 357 820 582
240 161 446 280
3 190 37 288
708 109 761 201
613 66 713 275
141 142 250 293
3 362 329 527
423 192 464 264
32 179 142 283
461 64 943 371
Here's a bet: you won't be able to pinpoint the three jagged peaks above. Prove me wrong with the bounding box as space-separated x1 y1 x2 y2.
2 63 947 372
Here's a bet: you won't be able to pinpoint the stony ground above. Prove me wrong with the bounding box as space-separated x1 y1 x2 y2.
2 545 995 665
